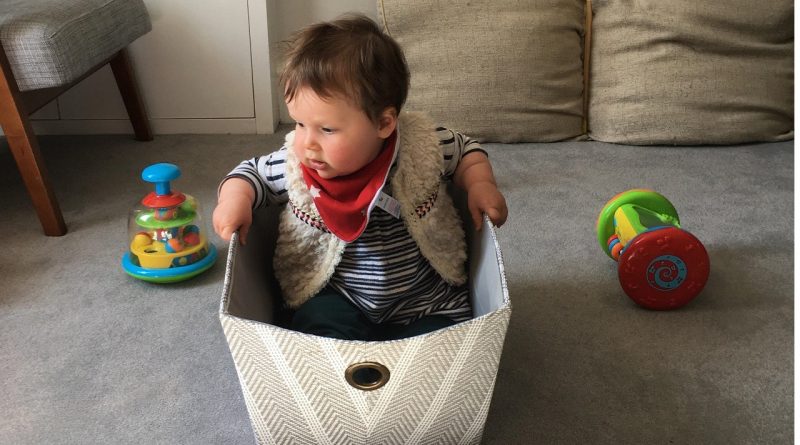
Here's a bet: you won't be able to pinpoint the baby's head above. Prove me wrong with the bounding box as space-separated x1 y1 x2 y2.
280 14 410 123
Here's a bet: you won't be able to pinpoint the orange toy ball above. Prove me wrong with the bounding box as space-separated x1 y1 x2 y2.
166 238 184 253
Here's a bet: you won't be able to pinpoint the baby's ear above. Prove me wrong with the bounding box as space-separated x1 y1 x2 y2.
377 106 398 138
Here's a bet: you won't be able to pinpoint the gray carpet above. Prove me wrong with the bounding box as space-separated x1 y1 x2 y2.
0 129 792 444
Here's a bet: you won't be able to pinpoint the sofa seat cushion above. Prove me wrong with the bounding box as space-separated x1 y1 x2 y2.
0 0 151 91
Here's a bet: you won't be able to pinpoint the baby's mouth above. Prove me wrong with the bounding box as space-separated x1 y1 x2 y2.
307 159 327 170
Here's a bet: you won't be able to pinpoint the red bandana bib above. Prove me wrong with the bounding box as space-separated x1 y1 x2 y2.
300 131 398 242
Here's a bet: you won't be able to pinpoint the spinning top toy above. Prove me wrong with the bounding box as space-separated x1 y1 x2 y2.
596 189 710 310
122 163 217 283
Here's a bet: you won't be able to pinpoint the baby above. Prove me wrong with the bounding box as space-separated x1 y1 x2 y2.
213 14 507 341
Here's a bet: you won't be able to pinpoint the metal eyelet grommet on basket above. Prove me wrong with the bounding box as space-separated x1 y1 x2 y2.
345 362 390 391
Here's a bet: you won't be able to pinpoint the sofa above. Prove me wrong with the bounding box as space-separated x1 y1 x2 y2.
372 1 793 443
379 0 793 145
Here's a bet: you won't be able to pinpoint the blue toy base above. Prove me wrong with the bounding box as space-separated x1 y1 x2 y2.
122 244 217 283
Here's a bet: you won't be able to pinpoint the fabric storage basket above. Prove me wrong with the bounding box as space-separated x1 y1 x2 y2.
219 189 512 444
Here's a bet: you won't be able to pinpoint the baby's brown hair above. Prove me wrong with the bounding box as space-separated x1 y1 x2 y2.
280 14 410 123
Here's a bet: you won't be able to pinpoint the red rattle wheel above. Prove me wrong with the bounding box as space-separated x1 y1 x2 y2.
617 227 710 310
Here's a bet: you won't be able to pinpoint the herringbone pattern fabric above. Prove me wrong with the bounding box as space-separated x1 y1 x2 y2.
220 206 511 444
221 307 510 445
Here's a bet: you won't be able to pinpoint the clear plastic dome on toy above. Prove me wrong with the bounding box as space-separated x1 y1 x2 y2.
121 163 217 283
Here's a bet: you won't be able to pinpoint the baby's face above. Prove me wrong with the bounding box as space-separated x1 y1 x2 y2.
287 87 394 179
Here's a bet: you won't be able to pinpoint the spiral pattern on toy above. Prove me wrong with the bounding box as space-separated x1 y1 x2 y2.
645 255 687 291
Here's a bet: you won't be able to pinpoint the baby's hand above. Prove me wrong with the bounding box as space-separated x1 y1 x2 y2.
466 181 508 230
213 178 255 245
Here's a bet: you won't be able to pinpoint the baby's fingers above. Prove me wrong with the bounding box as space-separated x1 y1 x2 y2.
218 223 248 245
473 215 484 231
238 224 250 246
218 225 234 242
486 208 502 227
469 206 484 231
486 206 507 228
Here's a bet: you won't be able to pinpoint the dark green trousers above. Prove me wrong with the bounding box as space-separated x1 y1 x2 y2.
290 287 458 341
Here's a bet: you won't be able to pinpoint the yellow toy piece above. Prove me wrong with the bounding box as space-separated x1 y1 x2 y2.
130 234 209 269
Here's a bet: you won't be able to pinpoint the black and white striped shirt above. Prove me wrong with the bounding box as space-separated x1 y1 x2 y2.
226 127 484 325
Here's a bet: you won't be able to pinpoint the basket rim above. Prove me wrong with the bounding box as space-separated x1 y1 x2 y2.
219 215 511 346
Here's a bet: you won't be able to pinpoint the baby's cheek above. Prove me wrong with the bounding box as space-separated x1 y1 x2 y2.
326 150 348 169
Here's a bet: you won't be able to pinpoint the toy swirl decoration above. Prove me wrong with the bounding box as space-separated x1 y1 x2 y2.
646 255 687 291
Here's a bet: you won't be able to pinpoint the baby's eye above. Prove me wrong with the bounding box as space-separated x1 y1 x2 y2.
321 127 335 134
296 122 305 128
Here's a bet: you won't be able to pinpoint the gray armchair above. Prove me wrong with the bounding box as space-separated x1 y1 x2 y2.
0 0 153 235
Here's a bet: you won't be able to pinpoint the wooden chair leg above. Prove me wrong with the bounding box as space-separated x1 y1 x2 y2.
110 48 153 141
0 47 66 236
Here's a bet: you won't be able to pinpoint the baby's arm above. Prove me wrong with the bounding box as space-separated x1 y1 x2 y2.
213 178 255 244
213 149 290 244
453 151 508 230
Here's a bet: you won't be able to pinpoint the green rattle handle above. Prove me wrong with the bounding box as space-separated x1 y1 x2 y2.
596 189 680 259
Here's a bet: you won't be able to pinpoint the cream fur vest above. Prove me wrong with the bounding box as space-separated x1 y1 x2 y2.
274 112 467 308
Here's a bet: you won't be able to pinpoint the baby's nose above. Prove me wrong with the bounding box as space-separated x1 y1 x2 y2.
303 132 319 150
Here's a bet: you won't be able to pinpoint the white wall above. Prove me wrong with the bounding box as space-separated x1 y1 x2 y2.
270 0 378 123
29 0 377 136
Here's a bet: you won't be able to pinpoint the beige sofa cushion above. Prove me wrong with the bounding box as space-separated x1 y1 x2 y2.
588 0 793 145
379 0 586 143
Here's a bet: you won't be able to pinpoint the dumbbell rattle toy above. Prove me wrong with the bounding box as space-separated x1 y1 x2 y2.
596 189 710 310
122 163 217 283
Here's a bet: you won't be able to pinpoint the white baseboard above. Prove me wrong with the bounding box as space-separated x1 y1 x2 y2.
21 118 278 135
